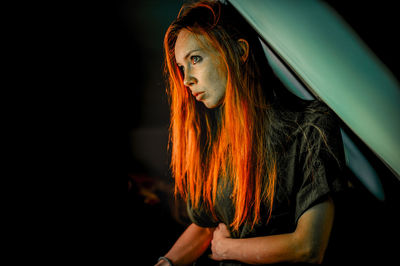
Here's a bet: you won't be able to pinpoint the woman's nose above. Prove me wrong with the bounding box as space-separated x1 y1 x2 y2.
184 74 196 87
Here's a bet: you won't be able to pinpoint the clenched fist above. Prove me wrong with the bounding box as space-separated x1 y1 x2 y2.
209 223 231 261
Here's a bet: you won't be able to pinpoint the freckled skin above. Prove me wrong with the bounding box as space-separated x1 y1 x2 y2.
175 29 228 109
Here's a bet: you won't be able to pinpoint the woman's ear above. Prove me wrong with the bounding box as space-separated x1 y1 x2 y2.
238 38 249 62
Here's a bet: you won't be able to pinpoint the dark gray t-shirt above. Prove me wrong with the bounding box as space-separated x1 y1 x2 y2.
187 100 348 265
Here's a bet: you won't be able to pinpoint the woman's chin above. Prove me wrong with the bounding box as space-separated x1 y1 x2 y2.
204 102 217 109
203 99 223 109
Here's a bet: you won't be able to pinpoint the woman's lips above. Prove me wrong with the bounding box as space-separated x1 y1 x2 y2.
194 92 205 101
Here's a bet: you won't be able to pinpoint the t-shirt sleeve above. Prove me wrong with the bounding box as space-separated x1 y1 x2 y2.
186 200 219 228
295 107 348 223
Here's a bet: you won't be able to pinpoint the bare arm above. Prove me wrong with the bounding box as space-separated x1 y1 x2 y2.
155 223 215 266
210 197 335 264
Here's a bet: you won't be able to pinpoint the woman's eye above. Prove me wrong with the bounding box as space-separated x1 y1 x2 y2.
191 55 202 64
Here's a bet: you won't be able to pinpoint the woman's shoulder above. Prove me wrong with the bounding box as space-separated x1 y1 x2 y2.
273 99 336 129
273 99 340 148
268 99 341 152
295 100 343 158
298 100 337 130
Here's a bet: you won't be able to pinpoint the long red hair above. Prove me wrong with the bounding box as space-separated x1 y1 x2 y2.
164 0 278 231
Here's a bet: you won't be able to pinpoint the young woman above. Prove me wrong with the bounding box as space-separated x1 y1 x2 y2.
156 1 347 265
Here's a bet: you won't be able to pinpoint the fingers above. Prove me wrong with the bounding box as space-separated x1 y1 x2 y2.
218 223 228 231
214 223 227 232
210 223 231 261
209 242 223 261
214 223 230 238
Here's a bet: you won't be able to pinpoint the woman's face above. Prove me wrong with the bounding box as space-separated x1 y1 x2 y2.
175 29 227 109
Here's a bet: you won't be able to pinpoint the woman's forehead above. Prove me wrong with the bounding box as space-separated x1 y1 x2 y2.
174 29 212 63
